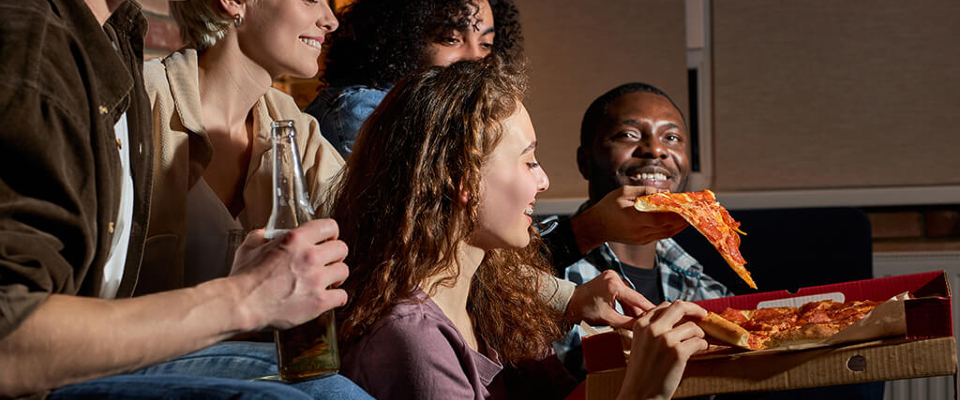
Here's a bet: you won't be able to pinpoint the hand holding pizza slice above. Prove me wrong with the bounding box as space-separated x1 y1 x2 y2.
634 190 755 289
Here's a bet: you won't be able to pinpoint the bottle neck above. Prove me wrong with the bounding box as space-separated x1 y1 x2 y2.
265 126 315 237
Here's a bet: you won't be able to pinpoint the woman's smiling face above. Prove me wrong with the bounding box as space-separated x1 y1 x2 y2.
240 0 339 78
471 104 549 250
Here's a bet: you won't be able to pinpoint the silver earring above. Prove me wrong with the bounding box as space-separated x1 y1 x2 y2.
233 14 243 28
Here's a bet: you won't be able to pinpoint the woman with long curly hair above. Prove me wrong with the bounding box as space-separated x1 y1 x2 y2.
305 0 522 157
330 56 709 400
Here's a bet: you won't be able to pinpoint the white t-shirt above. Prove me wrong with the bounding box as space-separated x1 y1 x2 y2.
98 112 134 299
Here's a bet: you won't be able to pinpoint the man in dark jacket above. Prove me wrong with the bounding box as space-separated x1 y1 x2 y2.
0 1 363 398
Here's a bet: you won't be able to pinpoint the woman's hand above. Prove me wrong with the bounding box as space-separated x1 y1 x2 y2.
616 301 708 400
565 270 655 327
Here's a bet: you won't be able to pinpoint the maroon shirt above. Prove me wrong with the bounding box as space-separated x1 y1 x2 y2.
341 290 508 400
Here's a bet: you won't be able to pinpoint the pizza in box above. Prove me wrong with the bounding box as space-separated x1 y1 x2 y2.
698 299 885 350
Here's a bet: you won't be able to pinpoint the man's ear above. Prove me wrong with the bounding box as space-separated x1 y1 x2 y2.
576 146 591 180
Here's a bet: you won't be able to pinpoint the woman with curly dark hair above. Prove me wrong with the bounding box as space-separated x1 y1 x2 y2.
330 56 708 400
305 0 523 157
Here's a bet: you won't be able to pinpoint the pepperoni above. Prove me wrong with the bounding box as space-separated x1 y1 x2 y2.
720 308 749 324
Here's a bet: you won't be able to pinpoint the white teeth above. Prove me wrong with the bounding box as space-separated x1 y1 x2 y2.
299 38 322 50
635 172 668 181
523 206 534 216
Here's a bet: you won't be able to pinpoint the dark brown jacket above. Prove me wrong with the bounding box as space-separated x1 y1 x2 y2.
0 0 153 341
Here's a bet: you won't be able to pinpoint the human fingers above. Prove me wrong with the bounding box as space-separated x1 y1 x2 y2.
245 228 266 242
649 212 688 228
666 221 689 237
605 311 635 329
621 185 663 198
315 261 350 291
297 239 349 272
239 229 266 250
662 320 706 345
283 218 340 247
316 288 349 313
648 300 708 329
675 335 710 361
296 262 349 316
229 229 266 272
615 282 656 315
635 301 672 332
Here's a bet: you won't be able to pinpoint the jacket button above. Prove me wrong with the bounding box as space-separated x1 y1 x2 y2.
99 105 109 115
116 139 122 149
108 222 115 234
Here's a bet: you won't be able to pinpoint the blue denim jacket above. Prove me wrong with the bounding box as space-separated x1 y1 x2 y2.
304 85 389 158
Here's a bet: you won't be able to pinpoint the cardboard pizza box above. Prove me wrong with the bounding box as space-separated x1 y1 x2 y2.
580 270 958 399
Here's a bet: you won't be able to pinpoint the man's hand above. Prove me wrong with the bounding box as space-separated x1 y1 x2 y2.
565 270 655 327
229 219 350 331
616 301 709 400
570 186 688 253
0 219 351 397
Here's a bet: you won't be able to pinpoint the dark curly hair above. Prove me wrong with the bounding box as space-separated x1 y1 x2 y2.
321 0 524 88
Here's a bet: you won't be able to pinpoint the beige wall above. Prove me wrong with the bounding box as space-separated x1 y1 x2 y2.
710 0 960 192
518 0 688 199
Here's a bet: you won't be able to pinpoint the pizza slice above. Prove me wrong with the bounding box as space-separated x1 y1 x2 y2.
697 312 766 350
713 299 884 350
634 190 755 289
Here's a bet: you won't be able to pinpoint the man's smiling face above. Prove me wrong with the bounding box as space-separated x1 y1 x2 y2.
580 91 690 202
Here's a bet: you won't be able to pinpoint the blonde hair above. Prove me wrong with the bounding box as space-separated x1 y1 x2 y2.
170 0 241 51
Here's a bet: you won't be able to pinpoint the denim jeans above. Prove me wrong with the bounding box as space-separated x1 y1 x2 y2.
49 342 373 400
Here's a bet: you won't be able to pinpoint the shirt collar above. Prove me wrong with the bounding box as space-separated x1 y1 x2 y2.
163 49 205 135
70 0 144 117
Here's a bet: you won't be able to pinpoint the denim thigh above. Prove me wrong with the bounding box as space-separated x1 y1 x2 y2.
48 374 313 400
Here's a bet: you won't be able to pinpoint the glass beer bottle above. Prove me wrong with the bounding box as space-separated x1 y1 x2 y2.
266 120 340 381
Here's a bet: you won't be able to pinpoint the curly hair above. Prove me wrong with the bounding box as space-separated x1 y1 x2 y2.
321 0 524 88
330 55 561 365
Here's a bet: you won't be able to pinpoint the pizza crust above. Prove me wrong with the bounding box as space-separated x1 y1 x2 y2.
765 323 842 348
697 312 756 350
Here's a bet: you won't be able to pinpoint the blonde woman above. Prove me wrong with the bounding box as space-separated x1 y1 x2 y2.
139 0 344 294
131 0 371 398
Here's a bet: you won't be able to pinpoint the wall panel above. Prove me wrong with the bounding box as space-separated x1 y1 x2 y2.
711 0 960 192
519 0 688 199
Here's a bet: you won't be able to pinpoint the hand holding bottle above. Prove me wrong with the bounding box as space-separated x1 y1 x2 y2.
228 219 349 331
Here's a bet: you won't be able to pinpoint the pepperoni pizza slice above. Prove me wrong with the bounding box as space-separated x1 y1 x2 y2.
634 190 755 289
709 299 884 350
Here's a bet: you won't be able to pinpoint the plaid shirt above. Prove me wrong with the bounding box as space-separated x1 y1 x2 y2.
553 237 733 378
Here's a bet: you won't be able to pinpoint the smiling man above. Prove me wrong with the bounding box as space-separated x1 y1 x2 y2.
554 82 733 377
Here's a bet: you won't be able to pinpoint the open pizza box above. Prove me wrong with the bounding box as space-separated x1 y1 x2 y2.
578 270 958 399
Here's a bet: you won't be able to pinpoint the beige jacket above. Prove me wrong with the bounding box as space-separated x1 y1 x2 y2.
137 49 343 295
